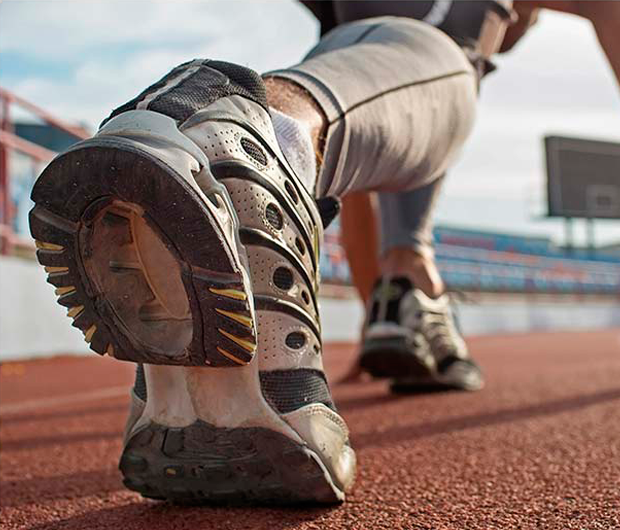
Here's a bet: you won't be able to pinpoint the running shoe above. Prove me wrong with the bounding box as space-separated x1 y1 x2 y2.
30 59 355 504
360 276 484 391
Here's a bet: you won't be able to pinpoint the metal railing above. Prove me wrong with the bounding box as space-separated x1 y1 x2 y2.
0 87 89 255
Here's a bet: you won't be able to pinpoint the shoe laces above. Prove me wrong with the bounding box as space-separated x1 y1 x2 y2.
408 297 466 360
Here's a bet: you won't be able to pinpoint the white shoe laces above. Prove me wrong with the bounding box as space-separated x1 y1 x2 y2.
402 291 467 361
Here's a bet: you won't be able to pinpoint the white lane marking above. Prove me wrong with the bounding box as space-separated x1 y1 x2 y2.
0 386 128 415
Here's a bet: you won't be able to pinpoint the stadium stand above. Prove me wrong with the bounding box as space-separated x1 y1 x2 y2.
321 221 620 295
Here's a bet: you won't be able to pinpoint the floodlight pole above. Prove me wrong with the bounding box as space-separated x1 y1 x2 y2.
0 93 10 255
586 217 595 257
564 217 574 256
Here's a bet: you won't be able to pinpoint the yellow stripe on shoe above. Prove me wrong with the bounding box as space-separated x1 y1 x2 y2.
209 287 247 301
217 328 255 352
216 346 249 365
35 240 64 251
55 286 76 296
45 266 69 274
67 305 84 318
84 325 97 343
215 308 253 328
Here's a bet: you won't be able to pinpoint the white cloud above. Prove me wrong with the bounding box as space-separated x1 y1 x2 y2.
1 1 317 60
1 0 318 127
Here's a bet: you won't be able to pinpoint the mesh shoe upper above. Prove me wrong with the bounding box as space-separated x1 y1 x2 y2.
365 276 469 368
103 59 269 127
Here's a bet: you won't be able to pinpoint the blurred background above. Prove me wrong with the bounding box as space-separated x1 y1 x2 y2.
1 0 619 360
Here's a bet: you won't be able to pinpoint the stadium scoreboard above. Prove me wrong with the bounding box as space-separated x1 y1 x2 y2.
545 135 620 220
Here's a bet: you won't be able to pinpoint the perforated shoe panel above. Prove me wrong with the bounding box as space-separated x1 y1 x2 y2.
181 94 331 415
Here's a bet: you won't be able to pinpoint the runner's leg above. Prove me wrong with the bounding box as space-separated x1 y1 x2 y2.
265 16 477 197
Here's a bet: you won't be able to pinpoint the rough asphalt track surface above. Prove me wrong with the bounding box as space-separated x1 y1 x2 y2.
1 330 620 529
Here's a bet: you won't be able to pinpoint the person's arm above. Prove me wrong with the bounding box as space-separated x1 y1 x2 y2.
570 1 620 86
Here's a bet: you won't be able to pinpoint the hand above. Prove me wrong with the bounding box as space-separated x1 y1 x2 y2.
499 2 541 53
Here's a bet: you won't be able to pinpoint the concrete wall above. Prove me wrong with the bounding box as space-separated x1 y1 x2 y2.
1 256 89 360
455 293 620 336
2 256 620 360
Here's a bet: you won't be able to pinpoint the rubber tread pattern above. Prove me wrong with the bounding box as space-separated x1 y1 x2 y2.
120 419 343 504
29 138 255 367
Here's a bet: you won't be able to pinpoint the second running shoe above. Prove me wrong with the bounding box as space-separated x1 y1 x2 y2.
360 276 484 392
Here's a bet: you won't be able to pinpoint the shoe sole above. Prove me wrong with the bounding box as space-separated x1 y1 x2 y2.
390 359 485 393
359 336 433 379
120 419 344 504
29 112 256 367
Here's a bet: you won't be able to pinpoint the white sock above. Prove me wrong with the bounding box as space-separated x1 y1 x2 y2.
271 109 317 192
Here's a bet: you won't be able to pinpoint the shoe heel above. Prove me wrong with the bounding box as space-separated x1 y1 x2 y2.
29 113 256 367
120 420 344 504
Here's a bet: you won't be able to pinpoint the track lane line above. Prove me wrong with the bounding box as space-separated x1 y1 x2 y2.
0 386 128 416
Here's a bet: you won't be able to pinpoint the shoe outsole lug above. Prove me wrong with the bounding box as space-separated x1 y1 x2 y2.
36 250 67 269
54 285 76 297
120 420 344 505
43 265 69 274
29 137 255 367
56 290 82 309
46 274 74 289
119 453 149 474
66 305 85 319
35 240 64 251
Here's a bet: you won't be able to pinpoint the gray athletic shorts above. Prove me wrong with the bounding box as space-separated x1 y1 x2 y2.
268 16 476 197
266 16 477 255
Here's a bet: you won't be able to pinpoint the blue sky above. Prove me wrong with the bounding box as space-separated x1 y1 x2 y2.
2 0 619 246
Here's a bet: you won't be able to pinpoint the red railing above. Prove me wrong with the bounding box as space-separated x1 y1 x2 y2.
0 87 89 255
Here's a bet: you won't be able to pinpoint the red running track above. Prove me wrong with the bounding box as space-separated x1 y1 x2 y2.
2 330 620 529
